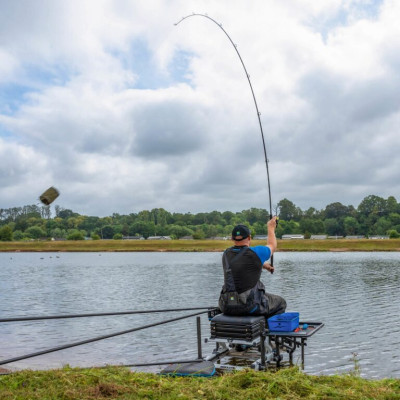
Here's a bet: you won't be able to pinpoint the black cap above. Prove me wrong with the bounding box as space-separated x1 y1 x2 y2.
232 224 251 241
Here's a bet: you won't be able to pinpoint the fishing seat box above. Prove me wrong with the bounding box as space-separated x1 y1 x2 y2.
210 314 265 341
267 312 299 332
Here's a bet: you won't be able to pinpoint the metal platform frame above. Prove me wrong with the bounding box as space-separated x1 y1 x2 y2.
205 315 324 372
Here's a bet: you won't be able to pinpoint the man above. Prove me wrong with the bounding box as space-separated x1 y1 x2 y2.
218 216 286 318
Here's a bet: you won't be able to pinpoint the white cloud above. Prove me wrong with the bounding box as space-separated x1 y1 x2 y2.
0 0 399 216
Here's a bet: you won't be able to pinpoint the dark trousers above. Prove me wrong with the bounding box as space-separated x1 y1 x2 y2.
264 292 286 319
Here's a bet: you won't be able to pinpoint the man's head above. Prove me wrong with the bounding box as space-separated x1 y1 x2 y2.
232 224 251 244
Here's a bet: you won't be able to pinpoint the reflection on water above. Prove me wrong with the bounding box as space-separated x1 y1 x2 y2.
0 251 399 378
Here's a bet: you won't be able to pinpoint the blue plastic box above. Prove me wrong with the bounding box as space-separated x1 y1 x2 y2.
268 312 300 332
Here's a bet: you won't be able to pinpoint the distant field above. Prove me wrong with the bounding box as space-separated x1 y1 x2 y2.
0 239 399 252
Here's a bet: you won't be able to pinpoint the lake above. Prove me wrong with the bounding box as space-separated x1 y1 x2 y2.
0 251 399 378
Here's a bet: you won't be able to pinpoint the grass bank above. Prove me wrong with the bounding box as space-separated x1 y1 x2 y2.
0 239 399 252
1 366 399 400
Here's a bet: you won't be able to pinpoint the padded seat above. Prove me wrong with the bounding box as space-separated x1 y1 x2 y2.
210 314 265 341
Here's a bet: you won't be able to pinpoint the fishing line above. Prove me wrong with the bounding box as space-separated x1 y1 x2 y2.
175 13 276 265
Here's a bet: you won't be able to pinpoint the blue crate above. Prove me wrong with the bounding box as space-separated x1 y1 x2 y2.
268 312 299 332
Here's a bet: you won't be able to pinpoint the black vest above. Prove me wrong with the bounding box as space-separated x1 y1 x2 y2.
218 246 267 316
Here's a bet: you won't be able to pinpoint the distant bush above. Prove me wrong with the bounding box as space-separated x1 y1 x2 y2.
12 230 26 241
91 233 101 240
113 233 123 240
0 225 13 241
67 230 84 240
388 229 400 239
25 226 47 239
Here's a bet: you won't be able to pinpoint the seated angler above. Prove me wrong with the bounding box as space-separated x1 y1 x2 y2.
219 217 286 319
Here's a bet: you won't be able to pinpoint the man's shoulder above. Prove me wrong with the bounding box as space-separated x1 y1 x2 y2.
249 245 271 263
249 245 268 251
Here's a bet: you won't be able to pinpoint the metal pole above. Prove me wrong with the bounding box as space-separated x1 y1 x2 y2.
0 310 208 366
125 359 202 367
0 307 216 323
196 316 202 360
260 320 266 368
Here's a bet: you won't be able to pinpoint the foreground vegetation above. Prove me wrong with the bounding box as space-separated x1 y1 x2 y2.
1 366 399 400
0 238 399 252
1 194 399 242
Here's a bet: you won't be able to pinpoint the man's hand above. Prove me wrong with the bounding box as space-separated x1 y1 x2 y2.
267 216 278 231
263 262 274 274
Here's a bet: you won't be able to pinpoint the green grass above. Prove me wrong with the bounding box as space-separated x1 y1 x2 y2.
0 239 399 252
0 366 399 400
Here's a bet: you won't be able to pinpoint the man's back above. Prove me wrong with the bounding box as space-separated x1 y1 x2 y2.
225 246 262 293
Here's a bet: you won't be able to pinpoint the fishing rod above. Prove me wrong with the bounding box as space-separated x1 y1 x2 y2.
175 13 276 266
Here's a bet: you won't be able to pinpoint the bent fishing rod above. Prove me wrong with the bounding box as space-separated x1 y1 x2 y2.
175 13 276 267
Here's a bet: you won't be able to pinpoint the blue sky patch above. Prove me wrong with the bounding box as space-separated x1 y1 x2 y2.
0 83 32 115
112 38 193 89
310 0 384 41
0 63 71 116
0 123 13 138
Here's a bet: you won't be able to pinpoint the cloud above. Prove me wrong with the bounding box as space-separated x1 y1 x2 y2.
130 98 209 158
0 0 399 216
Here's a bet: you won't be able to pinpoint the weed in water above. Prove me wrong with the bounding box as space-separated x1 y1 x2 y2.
349 352 361 377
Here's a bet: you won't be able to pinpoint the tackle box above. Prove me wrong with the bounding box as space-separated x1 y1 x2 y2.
210 314 265 340
268 312 299 332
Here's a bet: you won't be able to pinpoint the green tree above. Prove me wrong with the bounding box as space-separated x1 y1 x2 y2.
57 208 78 219
388 213 400 226
324 202 351 219
222 211 234 225
304 207 322 219
12 230 26 241
129 221 156 238
300 218 324 234
277 199 301 221
241 208 269 225
25 226 47 239
193 229 206 239
137 210 152 222
253 221 267 235
386 196 399 214
358 195 386 216
113 233 123 240
0 225 13 241
388 229 400 238
324 218 342 236
67 230 84 240
50 228 67 239
167 225 194 239
99 225 115 239
343 217 360 236
373 217 392 235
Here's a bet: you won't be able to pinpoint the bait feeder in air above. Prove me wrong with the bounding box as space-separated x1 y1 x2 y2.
39 186 60 205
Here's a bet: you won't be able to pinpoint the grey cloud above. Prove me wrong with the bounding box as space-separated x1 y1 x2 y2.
130 100 209 158
258 61 400 211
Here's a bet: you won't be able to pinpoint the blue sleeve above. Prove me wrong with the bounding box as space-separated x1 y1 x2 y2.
250 246 271 264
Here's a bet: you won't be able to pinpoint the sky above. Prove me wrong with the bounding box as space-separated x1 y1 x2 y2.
0 0 399 217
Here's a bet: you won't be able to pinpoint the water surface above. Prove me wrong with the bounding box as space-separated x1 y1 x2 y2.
0 251 399 378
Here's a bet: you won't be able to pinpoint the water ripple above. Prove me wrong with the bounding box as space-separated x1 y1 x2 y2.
0 251 399 378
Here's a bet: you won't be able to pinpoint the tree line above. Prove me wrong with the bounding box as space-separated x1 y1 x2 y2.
0 194 399 241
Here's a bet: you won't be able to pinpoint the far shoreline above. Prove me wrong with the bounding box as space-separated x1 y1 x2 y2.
0 239 399 252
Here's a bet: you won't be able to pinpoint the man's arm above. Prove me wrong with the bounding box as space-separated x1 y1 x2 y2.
262 261 274 273
266 216 277 254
